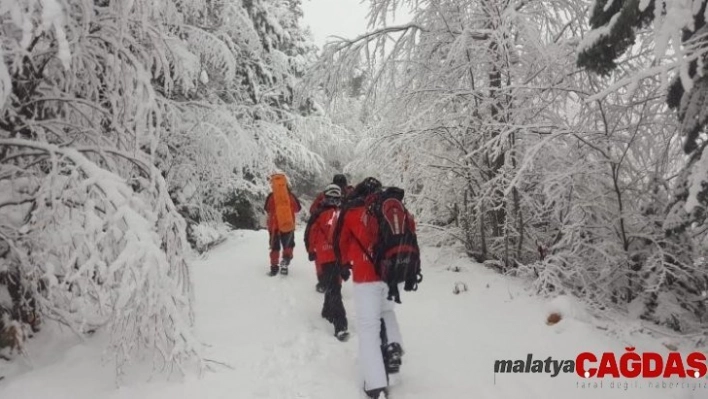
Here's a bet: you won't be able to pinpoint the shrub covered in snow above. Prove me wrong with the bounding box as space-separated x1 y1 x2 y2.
190 223 230 254
0 142 201 374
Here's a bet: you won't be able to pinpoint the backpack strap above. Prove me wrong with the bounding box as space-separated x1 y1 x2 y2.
334 197 373 266
388 283 401 304
333 201 353 266
350 229 375 265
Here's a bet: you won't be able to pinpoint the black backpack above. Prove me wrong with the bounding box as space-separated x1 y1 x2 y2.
365 187 423 303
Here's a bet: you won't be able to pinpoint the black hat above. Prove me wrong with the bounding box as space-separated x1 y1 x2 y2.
333 174 347 189
353 177 382 197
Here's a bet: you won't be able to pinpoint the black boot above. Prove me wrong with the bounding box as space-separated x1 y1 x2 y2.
334 329 349 342
268 265 279 276
280 257 290 275
334 317 349 342
383 343 403 374
364 387 387 399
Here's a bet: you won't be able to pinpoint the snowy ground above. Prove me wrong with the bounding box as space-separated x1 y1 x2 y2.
0 229 705 398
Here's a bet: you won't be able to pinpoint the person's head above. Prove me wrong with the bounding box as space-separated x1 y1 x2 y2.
323 184 342 205
333 174 347 190
352 177 382 198
324 184 342 198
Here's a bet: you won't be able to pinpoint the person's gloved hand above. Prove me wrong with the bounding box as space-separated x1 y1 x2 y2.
404 274 417 291
340 265 351 281
308 252 316 261
404 261 423 291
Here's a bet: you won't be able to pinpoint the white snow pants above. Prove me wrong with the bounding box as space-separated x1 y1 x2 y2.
353 281 403 391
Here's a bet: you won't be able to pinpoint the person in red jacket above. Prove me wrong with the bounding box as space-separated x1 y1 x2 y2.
310 174 354 214
264 178 302 276
308 174 354 290
305 184 349 340
333 177 404 399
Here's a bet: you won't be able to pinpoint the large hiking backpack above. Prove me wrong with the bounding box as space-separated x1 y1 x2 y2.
304 202 323 254
270 173 295 233
304 198 338 255
366 187 423 303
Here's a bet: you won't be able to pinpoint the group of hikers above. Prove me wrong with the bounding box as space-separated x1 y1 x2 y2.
263 172 423 399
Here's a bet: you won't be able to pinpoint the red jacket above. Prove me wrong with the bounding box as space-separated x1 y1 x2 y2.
305 205 339 265
264 191 301 233
310 186 354 214
335 195 418 283
335 200 380 283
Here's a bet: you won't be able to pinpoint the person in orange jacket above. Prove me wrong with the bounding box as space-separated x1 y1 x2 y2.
264 176 302 276
304 184 349 341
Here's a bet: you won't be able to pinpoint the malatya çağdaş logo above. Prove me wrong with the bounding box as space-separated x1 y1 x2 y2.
494 348 707 379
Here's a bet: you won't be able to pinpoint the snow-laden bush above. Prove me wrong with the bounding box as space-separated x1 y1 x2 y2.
190 223 230 254
0 0 210 375
0 140 201 375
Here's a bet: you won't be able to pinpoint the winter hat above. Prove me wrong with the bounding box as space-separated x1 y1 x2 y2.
324 184 342 198
353 177 382 197
333 174 347 189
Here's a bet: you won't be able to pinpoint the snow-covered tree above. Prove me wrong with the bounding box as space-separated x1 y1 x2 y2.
307 0 707 333
307 0 587 261
577 0 708 234
577 0 708 331
153 0 332 228
0 0 210 374
0 0 343 374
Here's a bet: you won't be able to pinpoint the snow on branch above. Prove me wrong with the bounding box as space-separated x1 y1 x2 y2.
0 139 202 376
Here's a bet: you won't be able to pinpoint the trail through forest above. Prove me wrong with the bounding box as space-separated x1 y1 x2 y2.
0 230 700 398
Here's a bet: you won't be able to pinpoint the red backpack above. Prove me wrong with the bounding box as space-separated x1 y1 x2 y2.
365 187 422 303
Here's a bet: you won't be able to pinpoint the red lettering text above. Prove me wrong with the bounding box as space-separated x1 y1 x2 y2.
642 352 663 378
576 352 597 378
663 353 687 378
597 353 620 378
619 347 641 378
686 352 707 378
576 350 708 379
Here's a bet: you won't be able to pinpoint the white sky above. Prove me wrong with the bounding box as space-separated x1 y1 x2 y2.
300 0 371 47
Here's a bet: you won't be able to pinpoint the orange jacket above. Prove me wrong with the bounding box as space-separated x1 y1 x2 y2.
264 191 301 233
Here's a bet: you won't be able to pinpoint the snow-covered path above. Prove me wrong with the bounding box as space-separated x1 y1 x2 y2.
0 229 703 398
